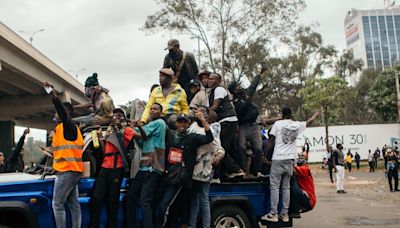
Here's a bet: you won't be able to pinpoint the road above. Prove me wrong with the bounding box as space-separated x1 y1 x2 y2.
293 163 400 228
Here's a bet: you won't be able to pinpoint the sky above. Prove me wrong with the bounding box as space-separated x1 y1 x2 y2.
0 0 392 141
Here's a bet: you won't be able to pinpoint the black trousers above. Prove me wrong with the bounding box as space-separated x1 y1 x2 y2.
387 169 399 191
125 171 161 228
218 121 242 175
369 161 375 172
289 177 312 214
89 168 123 228
356 161 360 169
328 164 334 183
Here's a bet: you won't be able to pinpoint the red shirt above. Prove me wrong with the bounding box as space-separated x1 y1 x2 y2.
294 165 316 208
102 127 135 169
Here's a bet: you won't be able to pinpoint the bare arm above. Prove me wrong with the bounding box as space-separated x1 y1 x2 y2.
306 111 320 127
132 121 148 141
209 99 222 111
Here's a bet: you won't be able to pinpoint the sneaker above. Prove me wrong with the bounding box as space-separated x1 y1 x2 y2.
261 213 278 222
289 212 301 219
210 178 221 184
226 169 245 179
279 214 289 222
257 172 266 178
337 190 341 193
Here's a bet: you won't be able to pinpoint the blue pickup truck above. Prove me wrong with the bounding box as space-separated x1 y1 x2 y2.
0 172 293 228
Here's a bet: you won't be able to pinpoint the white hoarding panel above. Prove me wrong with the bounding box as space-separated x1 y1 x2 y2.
297 124 400 162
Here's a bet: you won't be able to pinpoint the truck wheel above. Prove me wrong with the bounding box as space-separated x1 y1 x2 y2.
212 205 251 228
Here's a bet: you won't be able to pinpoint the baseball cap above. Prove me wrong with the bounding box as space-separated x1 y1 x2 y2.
176 113 190 122
198 70 211 78
189 79 201 87
165 39 179 50
159 68 175 78
113 108 126 119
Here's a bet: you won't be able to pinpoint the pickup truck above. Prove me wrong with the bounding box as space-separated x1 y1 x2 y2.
0 172 293 228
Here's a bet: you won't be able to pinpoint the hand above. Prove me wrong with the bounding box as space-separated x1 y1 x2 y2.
333 167 337 173
314 111 321 117
194 110 205 121
212 153 224 166
132 120 143 128
43 82 52 88
23 128 30 135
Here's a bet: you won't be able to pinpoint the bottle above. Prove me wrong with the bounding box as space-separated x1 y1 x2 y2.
92 130 100 149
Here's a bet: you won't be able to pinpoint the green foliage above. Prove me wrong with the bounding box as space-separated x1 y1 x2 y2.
143 0 306 81
334 49 364 79
367 69 397 121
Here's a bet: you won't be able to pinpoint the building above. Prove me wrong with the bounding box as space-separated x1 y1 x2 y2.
345 7 400 74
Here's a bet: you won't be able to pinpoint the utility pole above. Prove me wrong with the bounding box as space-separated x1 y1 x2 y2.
396 72 400 122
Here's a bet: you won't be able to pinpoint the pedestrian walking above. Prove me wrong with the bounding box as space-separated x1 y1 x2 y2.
368 149 375 172
355 152 361 170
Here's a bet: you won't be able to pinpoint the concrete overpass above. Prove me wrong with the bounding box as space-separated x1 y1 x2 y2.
0 22 88 154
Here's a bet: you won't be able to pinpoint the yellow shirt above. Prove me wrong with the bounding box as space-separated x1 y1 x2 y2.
141 84 189 122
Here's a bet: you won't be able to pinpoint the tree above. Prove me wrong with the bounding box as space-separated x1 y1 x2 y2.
253 26 339 119
300 76 348 151
367 68 397 122
334 49 364 79
143 0 306 82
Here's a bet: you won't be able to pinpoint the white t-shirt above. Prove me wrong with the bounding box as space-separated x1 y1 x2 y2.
270 119 306 160
213 87 238 123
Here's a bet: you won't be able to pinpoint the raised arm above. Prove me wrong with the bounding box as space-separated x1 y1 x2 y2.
306 111 321 127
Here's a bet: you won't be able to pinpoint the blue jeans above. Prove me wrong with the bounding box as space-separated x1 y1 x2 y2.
52 171 82 228
189 180 211 228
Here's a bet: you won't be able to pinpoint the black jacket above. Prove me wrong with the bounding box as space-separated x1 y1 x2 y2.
233 75 261 126
163 50 198 91
1 134 26 173
166 129 213 188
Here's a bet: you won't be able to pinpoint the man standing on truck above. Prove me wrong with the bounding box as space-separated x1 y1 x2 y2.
0 128 29 173
126 103 168 228
227 64 267 177
89 108 147 228
208 72 245 179
262 107 319 223
163 39 199 96
44 82 83 228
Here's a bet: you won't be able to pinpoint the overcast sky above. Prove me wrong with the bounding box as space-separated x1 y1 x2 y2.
0 0 390 140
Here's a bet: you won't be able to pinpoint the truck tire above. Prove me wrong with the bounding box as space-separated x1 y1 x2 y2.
212 205 252 228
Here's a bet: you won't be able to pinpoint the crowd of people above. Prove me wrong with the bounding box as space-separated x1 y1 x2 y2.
0 39 320 227
324 144 399 193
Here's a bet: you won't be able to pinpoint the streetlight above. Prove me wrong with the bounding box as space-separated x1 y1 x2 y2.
68 68 86 79
19 29 45 45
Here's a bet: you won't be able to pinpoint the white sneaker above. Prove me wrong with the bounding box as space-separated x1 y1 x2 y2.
257 172 265 178
279 214 289 222
261 213 278 222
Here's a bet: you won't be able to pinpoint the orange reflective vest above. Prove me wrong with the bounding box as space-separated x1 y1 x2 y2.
52 123 84 172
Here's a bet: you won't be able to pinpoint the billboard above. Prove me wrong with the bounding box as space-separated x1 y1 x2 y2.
345 22 360 45
296 123 400 162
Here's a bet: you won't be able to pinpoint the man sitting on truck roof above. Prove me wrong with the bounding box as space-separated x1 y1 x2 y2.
261 107 319 223
73 73 115 127
140 68 189 128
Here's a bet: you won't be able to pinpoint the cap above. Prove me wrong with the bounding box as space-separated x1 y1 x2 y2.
159 68 175 78
189 79 201 87
113 108 126 119
165 39 179 50
198 70 211 79
85 73 99 87
176 113 190 122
